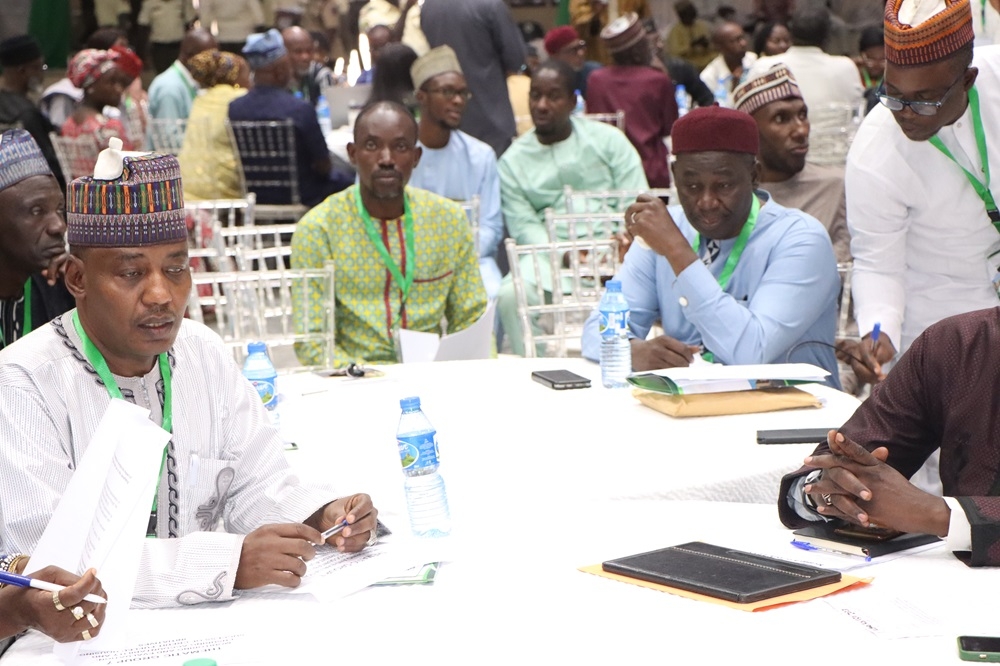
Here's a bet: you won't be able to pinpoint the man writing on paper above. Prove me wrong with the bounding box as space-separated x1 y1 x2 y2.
291 100 487 368
581 105 841 386
838 0 1000 388
0 130 75 353
778 307 1000 567
0 146 380 610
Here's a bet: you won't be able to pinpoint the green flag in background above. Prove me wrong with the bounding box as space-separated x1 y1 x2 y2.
29 0 71 67
556 0 570 25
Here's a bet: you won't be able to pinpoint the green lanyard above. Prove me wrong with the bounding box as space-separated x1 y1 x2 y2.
690 195 761 362
0 281 32 348
22 281 31 336
355 186 416 303
172 61 197 101
71 311 173 516
690 194 761 290
928 86 1000 225
862 69 872 89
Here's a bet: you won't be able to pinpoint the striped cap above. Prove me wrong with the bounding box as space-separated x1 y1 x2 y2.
733 64 802 116
67 151 186 248
0 129 52 191
601 13 646 53
884 0 974 66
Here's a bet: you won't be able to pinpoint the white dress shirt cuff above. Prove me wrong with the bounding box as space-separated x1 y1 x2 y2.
944 496 972 552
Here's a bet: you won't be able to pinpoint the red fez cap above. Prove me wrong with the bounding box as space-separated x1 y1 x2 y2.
544 26 581 55
672 105 759 155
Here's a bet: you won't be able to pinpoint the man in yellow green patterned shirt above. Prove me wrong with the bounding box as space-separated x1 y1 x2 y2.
291 100 487 367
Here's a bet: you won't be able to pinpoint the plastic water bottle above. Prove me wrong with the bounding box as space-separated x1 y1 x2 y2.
674 83 689 117
397 397 451 537
243 342 279 429
316 94 332 134
599 280 632 388
573 89 586 116
714 76 729 107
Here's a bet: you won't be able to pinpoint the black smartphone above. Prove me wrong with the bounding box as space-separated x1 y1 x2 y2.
756 428 835 445
531 369 592 390
959 636 1000 662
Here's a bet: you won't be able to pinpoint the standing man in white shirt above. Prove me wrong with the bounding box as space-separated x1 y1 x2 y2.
749 4 863 129
839 0 999 385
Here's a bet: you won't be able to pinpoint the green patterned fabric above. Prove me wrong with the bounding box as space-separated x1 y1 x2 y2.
291 185 488 367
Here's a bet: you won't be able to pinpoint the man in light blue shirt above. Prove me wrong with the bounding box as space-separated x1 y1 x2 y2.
408 46 502 298
582 105 840 387
147 28 216 120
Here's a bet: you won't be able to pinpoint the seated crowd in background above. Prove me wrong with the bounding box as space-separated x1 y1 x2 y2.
5 3 1000 659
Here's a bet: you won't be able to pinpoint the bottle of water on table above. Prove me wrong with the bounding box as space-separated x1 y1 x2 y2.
674 83 689 117
599 280 632 388
316 93 332 135
243 341 280 429
397 396 451 537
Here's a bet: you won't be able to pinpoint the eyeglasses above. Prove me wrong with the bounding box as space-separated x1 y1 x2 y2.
424 87 472 101
877 70 967 117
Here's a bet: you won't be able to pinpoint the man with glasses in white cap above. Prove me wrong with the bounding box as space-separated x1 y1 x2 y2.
840 0 1000 392
408 46 504 299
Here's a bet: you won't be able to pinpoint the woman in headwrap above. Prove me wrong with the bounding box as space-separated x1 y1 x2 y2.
60 49 135 156
109 44 149 148
178 50 252 200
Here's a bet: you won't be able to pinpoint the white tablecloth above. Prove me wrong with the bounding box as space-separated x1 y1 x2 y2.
4 501 988 665
278 357 860 516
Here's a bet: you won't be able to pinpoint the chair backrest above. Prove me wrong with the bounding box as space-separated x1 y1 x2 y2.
226 119 302 207
545 209 625 243
807 104 861 167
148 117 188 155
563 186 676 215
185 195 257 270
49 132 102 183
582 111 626 132
552 187 676 242
505 237 621 358
187 264 335 370
459 194 481 256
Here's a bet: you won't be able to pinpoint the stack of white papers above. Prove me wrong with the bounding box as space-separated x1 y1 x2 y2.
628 363 830 395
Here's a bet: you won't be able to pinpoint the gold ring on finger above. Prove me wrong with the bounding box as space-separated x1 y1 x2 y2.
71 606 85 621
86 612 99 628
821 493 834 506
81 629 92 641
52 591 66 612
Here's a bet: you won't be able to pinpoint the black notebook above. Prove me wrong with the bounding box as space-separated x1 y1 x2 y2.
602 541 841 604
792 523 941 558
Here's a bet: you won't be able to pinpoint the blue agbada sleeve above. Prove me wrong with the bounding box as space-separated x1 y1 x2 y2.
671 220 839 366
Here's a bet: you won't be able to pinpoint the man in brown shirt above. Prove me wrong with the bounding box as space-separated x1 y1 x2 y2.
778 307 1000 567
734 64 850 265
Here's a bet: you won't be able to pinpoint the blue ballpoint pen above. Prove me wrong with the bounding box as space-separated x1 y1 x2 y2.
871 322 881 346
0 570 107 603
791 540 871 562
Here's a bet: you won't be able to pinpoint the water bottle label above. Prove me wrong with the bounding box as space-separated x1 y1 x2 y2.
398 431 439 470
599 310 630 337
251 379 277 411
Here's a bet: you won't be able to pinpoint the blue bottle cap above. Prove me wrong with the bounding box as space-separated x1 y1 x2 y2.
606 280 622 292
247 341 266 354
400 396 421 410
